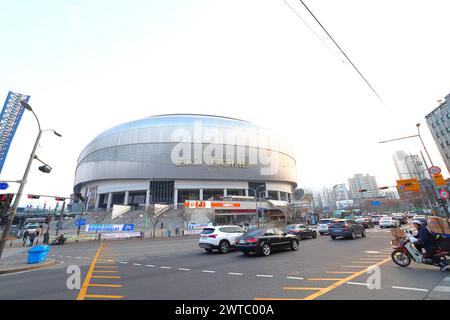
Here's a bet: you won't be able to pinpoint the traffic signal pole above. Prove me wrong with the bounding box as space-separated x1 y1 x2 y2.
0 130 42 260
55 201 66 236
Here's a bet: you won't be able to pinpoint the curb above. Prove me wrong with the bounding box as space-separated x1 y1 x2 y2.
0 259 58 275
425 276 450 300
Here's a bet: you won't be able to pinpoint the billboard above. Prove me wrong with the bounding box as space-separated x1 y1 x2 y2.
0 91 31 174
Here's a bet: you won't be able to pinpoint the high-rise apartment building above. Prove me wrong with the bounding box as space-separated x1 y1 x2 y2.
348 174 380 199
393 151 426 180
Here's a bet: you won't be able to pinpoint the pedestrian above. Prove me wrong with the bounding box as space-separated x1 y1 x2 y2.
43 231 50 245
160 222 164 229
29 233 36 247
22 230 29 247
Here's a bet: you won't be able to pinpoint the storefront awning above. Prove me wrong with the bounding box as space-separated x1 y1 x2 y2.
268 200 288 207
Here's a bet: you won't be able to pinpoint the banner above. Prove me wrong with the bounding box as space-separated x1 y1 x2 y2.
100 232 141 240
85 223 135 232
0 91 31 174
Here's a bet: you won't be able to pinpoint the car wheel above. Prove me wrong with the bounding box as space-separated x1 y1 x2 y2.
361 229 366 237
219 240 230 254
205 249 213 253
312 231 317 239
290 239 299 251
261 243 271 256
331 236 336 240
351 231 356 240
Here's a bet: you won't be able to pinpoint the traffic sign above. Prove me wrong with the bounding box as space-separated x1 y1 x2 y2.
429 166 442 175
440 190 449 199
432 173 446 186
0 182 8 190
75 218 86 227
397 179 420 192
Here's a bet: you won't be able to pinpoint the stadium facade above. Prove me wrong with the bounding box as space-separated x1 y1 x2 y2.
74 114 297 224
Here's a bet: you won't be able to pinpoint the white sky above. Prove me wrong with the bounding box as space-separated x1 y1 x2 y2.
1 0 450 207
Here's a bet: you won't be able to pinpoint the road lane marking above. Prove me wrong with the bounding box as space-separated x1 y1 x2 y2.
351 261 376 264
364 251 381 254
84 294 123 299
433 286 450 292
391 286 429 292
202 270 216 273
88 284 123 288
95 266 118 268
93 270 118 273
178 268 191 271
342 265 370 268
91 276 121 279
75 257 82 259
302 257 391 300
283 287 323 291
228 272 243 276
347 282 369 286
359 258 385 261
286 276 304 280
307 278 345 281
160 266 172 269
132 263 142 266
146 265 155 267
256 274 273 278
119 262 128 264
76 242 104 300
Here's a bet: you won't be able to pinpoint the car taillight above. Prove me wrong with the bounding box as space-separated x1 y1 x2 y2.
206 234 217 238
246 238 258 243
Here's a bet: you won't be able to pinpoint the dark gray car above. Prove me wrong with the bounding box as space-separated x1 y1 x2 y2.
329 219 366 240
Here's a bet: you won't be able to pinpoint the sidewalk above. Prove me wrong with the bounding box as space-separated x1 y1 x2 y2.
426 275 450 300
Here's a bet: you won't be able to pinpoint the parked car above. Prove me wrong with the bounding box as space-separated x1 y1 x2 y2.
371 214 381 225
355 217 374 229
198 225 246 254
329 219 366 240
24 223 39 234
283 224 317 239
391 213 407 224
235 227 300 256
379 217 400 228
317 219 333 235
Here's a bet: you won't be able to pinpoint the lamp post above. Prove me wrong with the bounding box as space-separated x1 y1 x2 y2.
0 100 61 260
247 185 265 228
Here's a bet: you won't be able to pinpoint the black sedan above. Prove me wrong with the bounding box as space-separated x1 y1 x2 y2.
235 227 300 256
283 224 317 239
355 217 374 229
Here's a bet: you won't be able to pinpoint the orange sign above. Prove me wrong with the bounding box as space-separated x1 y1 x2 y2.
433 174 446 186
397 178 420 193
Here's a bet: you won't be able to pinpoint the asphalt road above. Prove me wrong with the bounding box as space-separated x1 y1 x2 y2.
0 226 448 300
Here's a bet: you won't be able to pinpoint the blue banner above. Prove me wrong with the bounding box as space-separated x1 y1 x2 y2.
85 224 135 232
0 92 30 174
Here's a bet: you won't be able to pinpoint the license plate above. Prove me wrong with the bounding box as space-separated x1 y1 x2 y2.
201 237 207 240
333 229 342 232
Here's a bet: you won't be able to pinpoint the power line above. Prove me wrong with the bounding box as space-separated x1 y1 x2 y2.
289 0 386 105
282 0 345 64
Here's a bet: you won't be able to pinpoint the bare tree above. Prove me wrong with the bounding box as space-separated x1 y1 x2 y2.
88 209 109 224
204 209 215 225
180 206 194 228
145 204 170 238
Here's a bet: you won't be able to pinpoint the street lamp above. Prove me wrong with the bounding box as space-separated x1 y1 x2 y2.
379 124 448 218
247 185 266 229
0 100 62 260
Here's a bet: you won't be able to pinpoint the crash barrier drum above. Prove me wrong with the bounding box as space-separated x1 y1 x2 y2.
28 245 50 264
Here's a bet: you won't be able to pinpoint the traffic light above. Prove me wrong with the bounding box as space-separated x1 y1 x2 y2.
38 165 52 173
27 194 40 199
358 189 368 192
54 197 65 201
0 193 14 214
379 186 389 190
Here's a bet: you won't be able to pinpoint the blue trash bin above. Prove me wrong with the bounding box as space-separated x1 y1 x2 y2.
28 245 50 264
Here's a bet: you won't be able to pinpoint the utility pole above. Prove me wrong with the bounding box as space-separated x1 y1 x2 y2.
55 201 66 236
77 189 88 236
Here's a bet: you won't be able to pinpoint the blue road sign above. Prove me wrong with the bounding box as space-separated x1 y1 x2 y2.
123 224 135 231
75 218 86 227
371 201 381 206
0 182 8 190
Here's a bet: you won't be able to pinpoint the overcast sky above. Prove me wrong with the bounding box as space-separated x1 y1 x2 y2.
1 0 450 207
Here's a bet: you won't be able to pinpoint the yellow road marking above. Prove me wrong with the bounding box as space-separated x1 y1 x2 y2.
95 266 118 268
302 257 391 300
93 270 118 273
84 294 123 299
88 284 123 288
96 261 117 264
283 287 323 291
326 271 357 274
77 242 104 300
91 276 121 279
306 278 345 281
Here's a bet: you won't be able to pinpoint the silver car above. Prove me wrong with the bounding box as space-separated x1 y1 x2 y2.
317 219 333 235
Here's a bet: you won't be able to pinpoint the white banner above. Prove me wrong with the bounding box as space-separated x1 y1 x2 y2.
100 232 141 240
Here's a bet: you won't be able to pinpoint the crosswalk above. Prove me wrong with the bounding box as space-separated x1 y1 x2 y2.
366 226 414 234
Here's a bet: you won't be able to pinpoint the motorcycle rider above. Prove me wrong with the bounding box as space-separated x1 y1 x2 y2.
411 219 447 271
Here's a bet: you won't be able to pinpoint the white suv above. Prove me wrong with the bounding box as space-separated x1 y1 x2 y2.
379 217 400 228
317 219 333 235
199 225 247 254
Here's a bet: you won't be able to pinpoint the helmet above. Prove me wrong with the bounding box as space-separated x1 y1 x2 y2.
412 220 423 225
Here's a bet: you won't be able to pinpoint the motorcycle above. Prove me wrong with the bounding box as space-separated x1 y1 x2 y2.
391 231 450 270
